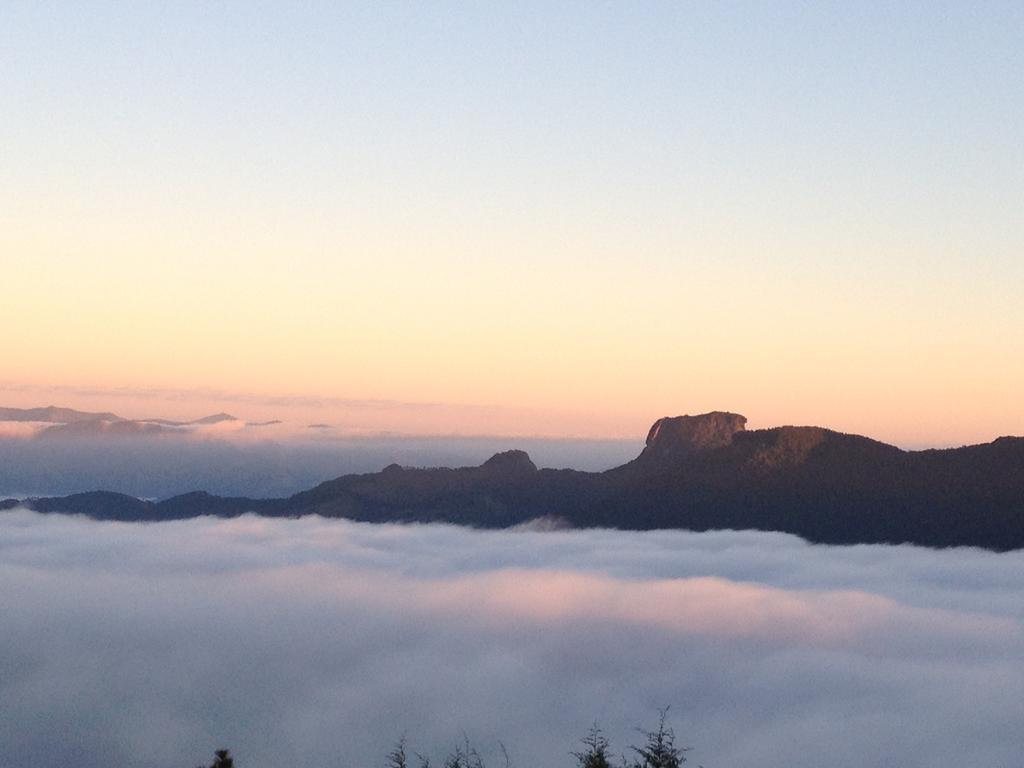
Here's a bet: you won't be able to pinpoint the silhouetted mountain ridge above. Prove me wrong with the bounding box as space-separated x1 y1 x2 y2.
4 411 1023 550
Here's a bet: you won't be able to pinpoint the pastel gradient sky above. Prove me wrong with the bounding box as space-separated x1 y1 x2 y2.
3 1 1023 445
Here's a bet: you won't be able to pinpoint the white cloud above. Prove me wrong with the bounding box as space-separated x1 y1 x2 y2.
1 510 1022 768
0 421 52 438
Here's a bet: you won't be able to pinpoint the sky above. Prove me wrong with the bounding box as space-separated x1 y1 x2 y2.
3 2 1023 445
2 510 1023 768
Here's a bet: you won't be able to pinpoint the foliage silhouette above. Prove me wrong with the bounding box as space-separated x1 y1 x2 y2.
194 712 698 768
388 737 410 768
443 735 486 768
572 724 613 768
196 749 233 768
629 709 689 768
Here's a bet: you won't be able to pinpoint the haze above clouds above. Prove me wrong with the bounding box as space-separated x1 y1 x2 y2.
0 433 640 499
2 510 1022 768
0 388 644 498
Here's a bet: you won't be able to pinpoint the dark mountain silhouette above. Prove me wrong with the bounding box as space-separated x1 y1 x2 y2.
4 411 1023 550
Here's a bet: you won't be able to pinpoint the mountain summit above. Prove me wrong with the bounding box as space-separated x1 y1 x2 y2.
639 411 747 463
481 449 538 475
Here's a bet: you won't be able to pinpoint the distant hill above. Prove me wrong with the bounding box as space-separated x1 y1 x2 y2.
141 412 238 426
0 405 121 423
0 406 238 437
4 411 1023 550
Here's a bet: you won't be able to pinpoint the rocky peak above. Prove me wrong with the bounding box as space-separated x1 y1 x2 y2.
480 449 538 475
640 411 747 462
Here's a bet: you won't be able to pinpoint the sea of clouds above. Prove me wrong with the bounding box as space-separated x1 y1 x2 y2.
2 510 1022 768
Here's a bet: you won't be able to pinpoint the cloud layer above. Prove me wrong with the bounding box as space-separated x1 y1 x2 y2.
2 511 1022 768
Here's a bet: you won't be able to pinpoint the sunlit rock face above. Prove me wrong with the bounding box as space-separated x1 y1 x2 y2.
638 411 748 463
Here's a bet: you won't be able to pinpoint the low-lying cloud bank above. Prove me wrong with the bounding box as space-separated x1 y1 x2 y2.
2 511 1022 768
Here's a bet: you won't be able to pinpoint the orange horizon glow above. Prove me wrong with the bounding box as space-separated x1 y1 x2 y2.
0 376 1019 450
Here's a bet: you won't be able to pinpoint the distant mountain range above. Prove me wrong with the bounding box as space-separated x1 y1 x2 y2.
4 411 1023 550
0 405 240 437
0 406 123 423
